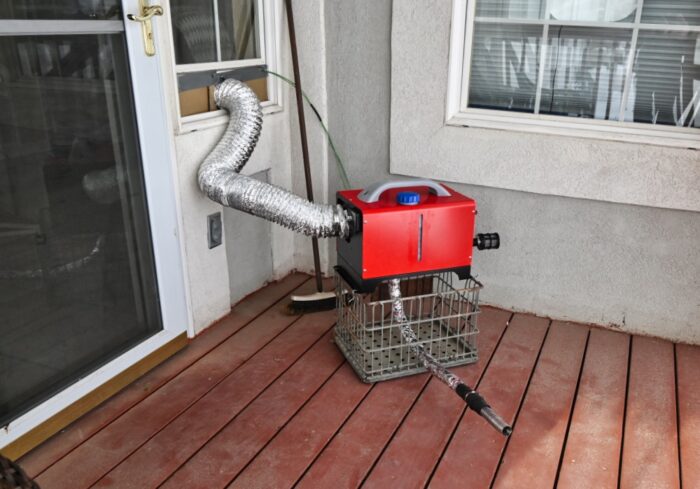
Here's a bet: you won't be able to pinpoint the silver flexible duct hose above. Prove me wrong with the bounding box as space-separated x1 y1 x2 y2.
388 278 512 436
198 79 350 238
388 278 461 389
82 167 121 205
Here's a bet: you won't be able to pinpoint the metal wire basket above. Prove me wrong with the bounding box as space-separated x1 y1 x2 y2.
334 272 481 383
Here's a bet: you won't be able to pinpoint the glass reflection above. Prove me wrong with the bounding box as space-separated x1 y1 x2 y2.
539 27 632 120
0 33 162 425
170 0 260 65
468 23 542 113
0 0 122 20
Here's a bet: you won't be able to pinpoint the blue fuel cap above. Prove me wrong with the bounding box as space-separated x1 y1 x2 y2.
397 191 420 206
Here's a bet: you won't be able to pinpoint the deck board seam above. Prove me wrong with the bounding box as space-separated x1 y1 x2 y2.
358 374 434 488
552 328 592 489
153 320 339 489
674 344 683 489
224 359 349 487
424 311 514 488
33 277 311 479
87 314 320 489
488 318 552 489
616 334 634 489
292 377 378 488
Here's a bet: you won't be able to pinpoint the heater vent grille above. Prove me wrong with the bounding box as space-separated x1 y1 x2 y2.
335 272 481 383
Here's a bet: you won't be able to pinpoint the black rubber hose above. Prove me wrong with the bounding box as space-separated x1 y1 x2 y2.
456 383 512 436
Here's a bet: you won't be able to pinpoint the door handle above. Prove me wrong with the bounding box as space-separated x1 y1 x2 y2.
127 1 163 56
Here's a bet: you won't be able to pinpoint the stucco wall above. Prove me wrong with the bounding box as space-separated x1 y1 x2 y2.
171 109 296 333
225 170 274 306
325 0 393 193
325 0 700 343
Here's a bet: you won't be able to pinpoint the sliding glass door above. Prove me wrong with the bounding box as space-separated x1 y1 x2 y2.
0 0 187 439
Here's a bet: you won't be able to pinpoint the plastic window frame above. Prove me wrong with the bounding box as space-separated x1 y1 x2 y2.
169 0 283 134
445 0 700 149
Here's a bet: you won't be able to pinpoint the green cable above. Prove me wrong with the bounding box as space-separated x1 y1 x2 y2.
265 69 352 190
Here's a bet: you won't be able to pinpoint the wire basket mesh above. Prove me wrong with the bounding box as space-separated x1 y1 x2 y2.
334 272 481 383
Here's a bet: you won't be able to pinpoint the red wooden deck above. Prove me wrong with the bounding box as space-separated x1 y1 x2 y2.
18 274 700 489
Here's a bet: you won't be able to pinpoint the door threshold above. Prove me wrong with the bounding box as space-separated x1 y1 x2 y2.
0 331 188 460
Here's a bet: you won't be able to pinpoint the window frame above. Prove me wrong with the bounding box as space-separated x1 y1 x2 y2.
168 0 283 133
446 0 700 149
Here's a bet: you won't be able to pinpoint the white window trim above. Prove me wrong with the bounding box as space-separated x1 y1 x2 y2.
167 0 284 135
446 0 700 149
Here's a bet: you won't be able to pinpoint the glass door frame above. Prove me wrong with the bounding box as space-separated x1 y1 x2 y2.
0 0 190 449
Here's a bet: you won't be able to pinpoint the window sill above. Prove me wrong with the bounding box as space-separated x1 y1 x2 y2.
176 101 284 135
447 110 700 150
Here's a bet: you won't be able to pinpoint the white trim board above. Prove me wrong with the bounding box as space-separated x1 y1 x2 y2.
0 20 124 35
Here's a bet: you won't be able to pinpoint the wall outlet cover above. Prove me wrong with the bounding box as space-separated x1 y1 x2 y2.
208 212 223 249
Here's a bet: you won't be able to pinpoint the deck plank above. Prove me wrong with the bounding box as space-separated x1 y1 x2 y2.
491 321 589 489
360 308 511 489
296 307 511 489
296 373 429 489
35 280 327 489
92 313 339 489
676 343 700 489
620 336 680 489
227 363 372 489
556 328 629 489
18 274 309 478
15 276 700 489
428 314 549 489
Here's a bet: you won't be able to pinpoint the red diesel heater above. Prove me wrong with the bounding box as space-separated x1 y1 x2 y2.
336 179 499 292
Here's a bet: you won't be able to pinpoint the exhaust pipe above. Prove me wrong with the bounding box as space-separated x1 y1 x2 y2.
197 79 350 239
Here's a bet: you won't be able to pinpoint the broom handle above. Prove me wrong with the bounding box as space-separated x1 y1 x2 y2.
285 0 323 293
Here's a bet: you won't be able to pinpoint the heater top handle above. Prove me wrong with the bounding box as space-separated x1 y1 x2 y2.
357 179 451 203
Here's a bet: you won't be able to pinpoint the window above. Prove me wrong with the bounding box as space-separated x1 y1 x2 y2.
447 0 700 147
168 0 280 123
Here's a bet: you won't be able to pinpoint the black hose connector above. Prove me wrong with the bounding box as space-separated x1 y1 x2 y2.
473 232 500 250
455 383 512 436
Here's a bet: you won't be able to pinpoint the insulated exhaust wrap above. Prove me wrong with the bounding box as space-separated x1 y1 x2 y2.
388 278 512 436
388 278 461 389
198 79 350 238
